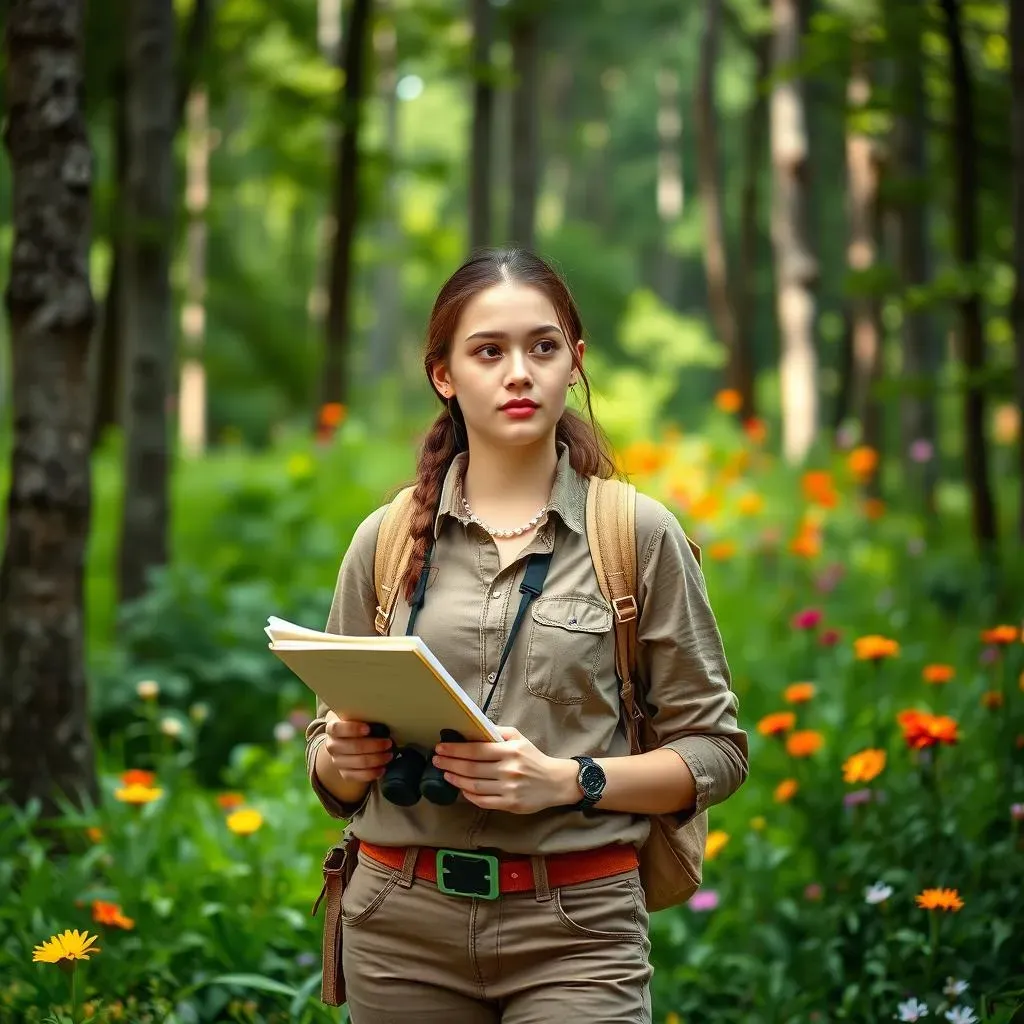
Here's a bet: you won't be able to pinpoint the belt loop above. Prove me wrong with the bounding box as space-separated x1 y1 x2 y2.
530 855 552 902
397 846 419 889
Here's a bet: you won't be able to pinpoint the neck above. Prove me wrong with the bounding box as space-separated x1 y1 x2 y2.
462 434 560 525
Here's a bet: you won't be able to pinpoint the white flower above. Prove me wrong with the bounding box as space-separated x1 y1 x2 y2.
274 721 296 743
944 1008 977 1024
189 702 209 723
943 978 969 1000
896 998 929 1022
865 881 894 904
160 717 183 737
136 679 160 700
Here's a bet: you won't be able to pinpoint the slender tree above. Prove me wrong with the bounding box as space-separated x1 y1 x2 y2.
0 0 99 813
469 0 495 252
1011 0 1024 540
507 1 541 249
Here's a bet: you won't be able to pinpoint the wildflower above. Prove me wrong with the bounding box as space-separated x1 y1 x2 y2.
704 830 729 860
226 809 264 836
801 471 839 508
943 978 969 1000
804 882 823 901
273 721 297 743
318 402 346 428
786 730 824 758
843 749 886 784
757 712 796 737
915 888 964 912
898 710 960 750
855 635 900 661
159 717 183 738
91 901 134 930
981 690 1004 710
189 702 210 723
844 788 874 807
750 816 766 831
32 930 100 965
120 769 155 787
922 664 955 685
981 625 1018 645
737 492 764 515
689 493 721 521
819 628 841 647
135 680 159 700
688 889 720 911
774 778 799 803
288 707 313 731
909 439 934 463
114 782 163 805
714 388 742 414
743 417 767 444
86 826 104 844
216 792 246 811
815 563 845 594
1011 803 1024 821
791 608 823 631
784 682 816 704
944 1009 977 1024
618 440 670 477
864 881 893 904
707 540 737 561
993 401 1020 444
895 997 929 1021
789 527 822 558
863 498 886 520
847 445 878 481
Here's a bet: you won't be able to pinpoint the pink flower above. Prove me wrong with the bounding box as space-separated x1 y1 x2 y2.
1011 803 1024 822
689 889 720 911
792 608 824 630
804 883 823 901
844 788 873 808
819 628 842 647
909 439 934 464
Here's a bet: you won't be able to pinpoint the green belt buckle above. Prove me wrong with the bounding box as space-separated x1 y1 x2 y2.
435 849 500 900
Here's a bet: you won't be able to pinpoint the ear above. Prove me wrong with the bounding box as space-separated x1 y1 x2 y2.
430 363 454 398
569 339 586 385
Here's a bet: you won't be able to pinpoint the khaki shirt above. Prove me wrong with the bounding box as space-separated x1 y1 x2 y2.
304 443 748 855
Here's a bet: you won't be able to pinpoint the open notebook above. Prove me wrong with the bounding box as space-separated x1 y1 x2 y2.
265 616 503 748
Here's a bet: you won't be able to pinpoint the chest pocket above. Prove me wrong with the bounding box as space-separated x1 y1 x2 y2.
525 594 613 704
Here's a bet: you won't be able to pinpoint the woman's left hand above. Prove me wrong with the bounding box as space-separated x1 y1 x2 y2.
432 727 574 814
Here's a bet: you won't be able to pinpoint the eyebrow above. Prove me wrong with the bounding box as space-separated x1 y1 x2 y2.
463 324 564 343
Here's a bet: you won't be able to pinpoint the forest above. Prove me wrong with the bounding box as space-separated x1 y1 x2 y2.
0 0 1022 1021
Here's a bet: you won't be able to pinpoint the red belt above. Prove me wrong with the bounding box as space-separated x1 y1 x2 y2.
359 841 638 894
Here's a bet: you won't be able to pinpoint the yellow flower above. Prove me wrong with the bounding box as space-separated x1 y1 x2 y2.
32 929 100 965
854 635 900 661
915 888 964 912
114 783 163 805
737 492 764 516
704 830 729 860
842 748 886 784
774 778 799 803
226 809 264 835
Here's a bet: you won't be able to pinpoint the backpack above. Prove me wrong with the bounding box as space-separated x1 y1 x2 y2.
371 475 708 913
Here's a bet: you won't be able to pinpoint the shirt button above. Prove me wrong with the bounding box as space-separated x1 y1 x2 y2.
487 672 496 683
491 590 503 599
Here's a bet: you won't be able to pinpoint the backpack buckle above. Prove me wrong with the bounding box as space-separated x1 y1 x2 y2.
612 595 637 623
374 605 391 635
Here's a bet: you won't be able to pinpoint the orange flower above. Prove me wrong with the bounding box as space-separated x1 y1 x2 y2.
784 682 816 704
91 900 135 930
847 446 878 481
801 471 839 508
86 827 104 844
854 635 900 661
120 769 156 787
922 664 955 684
617 440 669 477
216 792 246 811
114 783 163 805
318 402 346 428
714 389 742 414
897 709 960 750
981 690 1004 710
786 730 824 758
789 526 822 559
842 748 886 784
689 493 721 522
705 830 730 859
757 712 796 737
737 492 764 516
743 417 767 444
774 778 799 803
862 498 886 520
981 625 1019 645
915 888 963 912
707 540 737 561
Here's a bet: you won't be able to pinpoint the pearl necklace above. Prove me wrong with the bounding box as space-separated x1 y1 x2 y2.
461 496 548 538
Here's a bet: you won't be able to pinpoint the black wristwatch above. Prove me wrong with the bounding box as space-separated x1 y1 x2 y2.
571 755 606 811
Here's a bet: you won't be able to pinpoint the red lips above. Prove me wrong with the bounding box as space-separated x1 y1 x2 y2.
500 399 539 410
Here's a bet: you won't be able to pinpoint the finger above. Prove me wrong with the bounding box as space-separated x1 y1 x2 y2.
327 718 375 739
432 755 502 779
434 741 506 762
326 738 393 758
327 747 394 770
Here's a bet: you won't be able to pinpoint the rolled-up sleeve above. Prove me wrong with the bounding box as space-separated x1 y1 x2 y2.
635 508 749 819
303 506 387 819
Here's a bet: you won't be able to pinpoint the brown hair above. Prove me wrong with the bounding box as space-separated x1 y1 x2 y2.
400 247 617 600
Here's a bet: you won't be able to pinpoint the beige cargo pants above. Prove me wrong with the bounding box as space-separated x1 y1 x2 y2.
341 848 654 1023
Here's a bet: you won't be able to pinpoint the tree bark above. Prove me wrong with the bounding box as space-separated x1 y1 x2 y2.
469 0 494 252
508 5 540 250
0 0 99 814
844 48 884 492
320 0 372 409
769 0 819 462
118 0 177 604
940 0 998 552
1011 0 1024 541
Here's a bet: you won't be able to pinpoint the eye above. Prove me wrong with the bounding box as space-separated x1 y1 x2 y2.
475 344 502 359
534 339 559 355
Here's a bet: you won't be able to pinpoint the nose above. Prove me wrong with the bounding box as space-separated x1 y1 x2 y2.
504 349 532 389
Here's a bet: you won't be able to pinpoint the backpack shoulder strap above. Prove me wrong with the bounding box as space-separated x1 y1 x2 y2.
372 485 417 635
585 476 642 753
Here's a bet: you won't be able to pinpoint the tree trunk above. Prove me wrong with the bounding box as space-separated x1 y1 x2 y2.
469 0 494 252
118 0 177 604
0 0 99 814
1011 0 1024 541
734 28 770 418
320 0 372 409
940 0 998 552
844 49 884 491
890 5 939 515
656 65 683 308
507 5 540 250
769 0 819 462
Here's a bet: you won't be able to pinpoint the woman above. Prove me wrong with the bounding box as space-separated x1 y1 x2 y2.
304 248 748 1023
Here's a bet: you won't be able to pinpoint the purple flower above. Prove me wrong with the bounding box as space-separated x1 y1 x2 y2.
909 439 934 464
1011 803 1024 822
844 788 873 808
689 889 720 911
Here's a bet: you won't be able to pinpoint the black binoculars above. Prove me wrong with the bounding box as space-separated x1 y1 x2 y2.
369 723 466 807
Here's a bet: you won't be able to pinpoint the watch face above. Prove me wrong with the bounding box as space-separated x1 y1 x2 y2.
579 762 604 799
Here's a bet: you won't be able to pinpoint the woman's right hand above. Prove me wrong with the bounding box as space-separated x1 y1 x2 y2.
323 711 394 783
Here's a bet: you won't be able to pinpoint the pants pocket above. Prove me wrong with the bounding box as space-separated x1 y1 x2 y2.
552 871 647 942
342 854 401 927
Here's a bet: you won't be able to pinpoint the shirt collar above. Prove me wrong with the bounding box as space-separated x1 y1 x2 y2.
433 441 588 540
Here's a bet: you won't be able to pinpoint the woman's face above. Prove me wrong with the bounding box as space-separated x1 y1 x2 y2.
432 282 585 450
